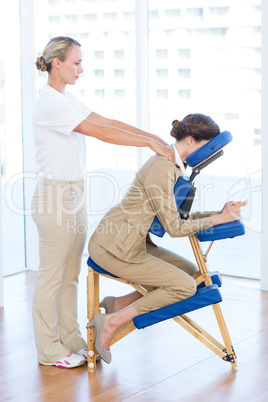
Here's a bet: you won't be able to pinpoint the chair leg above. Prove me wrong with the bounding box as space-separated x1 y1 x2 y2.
178 313 225 351
212 303 237 371
87 267 98 372
173 307 237 370
94 273 100 316
172 314 226 360
189 234 237 370
189 235 213 287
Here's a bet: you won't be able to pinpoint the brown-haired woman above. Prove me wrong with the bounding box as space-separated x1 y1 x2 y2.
87 113 247 364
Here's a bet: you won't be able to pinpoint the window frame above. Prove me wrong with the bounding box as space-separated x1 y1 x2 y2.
19 0 39 273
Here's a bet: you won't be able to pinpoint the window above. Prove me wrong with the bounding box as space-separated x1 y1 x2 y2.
95 89 105 98
156 49 168 59
94 69 104 78
114 50 124 60
178 49 190 59
65 15 78 22
49 16 60 23
114 69 125 78
148 0 261 279
114 89 125 98
83 14 97 21
33 0 137 255
224 113 239 120
94 51 104 60
103 13 117 20
2 0 260 283
156 89 168 99
0 1 25 275
149 10 159 18
209 28 228 36
209 7 229 16
178 89 190 99
178 69 191 78
156 69 168 78
165 10 181 18
123 12 134 19
186 8 203 17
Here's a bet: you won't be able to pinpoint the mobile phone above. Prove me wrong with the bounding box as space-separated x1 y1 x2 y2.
241 196 249 203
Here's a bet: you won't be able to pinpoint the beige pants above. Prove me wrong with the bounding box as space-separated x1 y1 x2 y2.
32 179 87 364
88 239 197 314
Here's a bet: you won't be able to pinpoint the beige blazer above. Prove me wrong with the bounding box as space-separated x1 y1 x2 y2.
90 146 213 263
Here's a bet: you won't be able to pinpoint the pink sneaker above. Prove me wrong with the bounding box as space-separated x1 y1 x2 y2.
39 352 86 368
77 347 87 359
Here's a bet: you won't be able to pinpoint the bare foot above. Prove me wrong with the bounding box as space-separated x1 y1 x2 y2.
101 305 140 351
114 292 142 312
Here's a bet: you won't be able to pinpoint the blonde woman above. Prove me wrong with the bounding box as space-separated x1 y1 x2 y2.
32 36 173 369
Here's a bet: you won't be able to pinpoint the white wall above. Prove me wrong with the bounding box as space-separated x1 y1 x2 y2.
0 142 3 307
261 0 268 290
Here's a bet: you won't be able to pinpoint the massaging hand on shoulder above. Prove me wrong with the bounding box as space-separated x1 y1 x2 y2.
149 140 174 162
210 200 247 226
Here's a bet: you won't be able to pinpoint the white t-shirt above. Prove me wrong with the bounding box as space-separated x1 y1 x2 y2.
33 84 91 181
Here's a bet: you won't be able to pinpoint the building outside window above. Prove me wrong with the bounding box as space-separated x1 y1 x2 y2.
148 1 261 278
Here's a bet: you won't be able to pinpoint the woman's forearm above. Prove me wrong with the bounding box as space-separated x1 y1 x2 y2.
76 119 153 146
109 119 168 146
86 112 168 146
74 119 174 161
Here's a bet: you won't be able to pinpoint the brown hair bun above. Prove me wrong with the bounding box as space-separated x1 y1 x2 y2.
170 113 220 142
35 56 47 72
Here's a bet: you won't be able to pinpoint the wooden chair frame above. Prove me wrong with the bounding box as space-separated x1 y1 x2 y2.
86 234 237 372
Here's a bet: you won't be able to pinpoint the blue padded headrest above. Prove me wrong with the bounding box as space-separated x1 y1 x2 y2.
186 130 233 168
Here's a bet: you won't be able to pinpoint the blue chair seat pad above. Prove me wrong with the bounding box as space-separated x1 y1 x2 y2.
87 256 119 278
133 284 222 330
87 257 222 289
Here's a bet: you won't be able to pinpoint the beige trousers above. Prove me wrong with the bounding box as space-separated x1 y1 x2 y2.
88 239 197 314
32 179 87 364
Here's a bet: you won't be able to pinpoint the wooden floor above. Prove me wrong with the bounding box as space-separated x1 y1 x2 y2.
0 264 268 402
